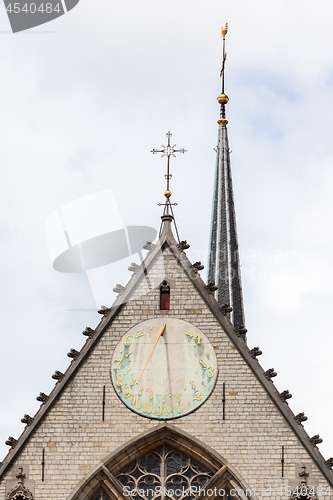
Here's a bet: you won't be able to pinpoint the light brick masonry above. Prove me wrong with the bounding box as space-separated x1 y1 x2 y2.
0 237 332 500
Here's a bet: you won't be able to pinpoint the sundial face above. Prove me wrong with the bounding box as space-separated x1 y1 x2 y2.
110 317 218 419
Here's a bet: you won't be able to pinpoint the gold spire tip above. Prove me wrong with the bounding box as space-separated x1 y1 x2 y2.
164 190 172 198
221 23 228 39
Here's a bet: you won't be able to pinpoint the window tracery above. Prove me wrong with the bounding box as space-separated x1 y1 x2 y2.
116 445 212 500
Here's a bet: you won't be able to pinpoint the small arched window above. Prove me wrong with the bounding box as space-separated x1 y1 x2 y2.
160 281 170 310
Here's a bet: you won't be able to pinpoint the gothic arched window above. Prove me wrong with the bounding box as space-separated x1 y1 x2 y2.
116 445 211 500
67 427 254 500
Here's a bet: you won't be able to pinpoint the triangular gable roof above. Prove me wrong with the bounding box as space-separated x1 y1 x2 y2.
1 216 332 486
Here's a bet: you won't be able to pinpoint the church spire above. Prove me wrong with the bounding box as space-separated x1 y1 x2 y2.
208 25 246 338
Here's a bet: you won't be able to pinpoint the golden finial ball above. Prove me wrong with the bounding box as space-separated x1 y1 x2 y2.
164 190 172 198
217 93 229 105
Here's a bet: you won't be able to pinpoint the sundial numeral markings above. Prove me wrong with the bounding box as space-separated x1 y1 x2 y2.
143 402 153 414
193 333 202 344
114 358 124 369
124 335 132 346
123 386 131 398
157 404 170 416
193 389 202 401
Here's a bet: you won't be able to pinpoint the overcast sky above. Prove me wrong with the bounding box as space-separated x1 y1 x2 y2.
0 0 333 465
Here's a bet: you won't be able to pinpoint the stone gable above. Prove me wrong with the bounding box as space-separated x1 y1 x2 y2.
0 235 332 500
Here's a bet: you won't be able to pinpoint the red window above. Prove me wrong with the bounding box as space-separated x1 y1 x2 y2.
160 281 170 310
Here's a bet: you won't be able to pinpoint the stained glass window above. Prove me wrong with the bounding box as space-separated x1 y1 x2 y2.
116 446 212 500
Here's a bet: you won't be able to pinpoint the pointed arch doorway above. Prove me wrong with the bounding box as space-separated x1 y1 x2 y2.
69 425 256 500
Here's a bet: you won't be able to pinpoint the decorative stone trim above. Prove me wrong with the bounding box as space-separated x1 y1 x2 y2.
143 241 156 252
264 368 277 380
6 467 34 500
235 325 247 339
205 282 218 294
128 262 140 273
191 261 204 273
20 415 34 426
221 303 232 315
113 284 126 295
249 347 262 359
310 435 323 446
290 465 317 500
295 412 308 424
177 240 190 251
280 390 292 402
325 458 333 470
36 392 49 403
67 349 79 360
5 437 17 449
82 327 95 337
52 371 64 381
98 306 111 316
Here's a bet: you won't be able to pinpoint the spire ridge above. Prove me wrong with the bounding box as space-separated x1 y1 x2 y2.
208 26 246 340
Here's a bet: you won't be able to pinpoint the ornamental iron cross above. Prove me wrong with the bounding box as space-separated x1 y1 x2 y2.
151 131 187 193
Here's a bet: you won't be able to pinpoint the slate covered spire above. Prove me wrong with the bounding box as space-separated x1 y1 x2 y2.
208 24 246 335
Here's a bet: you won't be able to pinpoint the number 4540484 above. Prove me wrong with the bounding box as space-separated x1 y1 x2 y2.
277 486 331 497
6 3 62 13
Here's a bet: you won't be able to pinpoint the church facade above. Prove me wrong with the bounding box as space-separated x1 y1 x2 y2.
0 27 332 500
0 216 332 499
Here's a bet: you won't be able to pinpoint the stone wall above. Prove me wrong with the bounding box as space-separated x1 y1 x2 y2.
0 247 331 500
